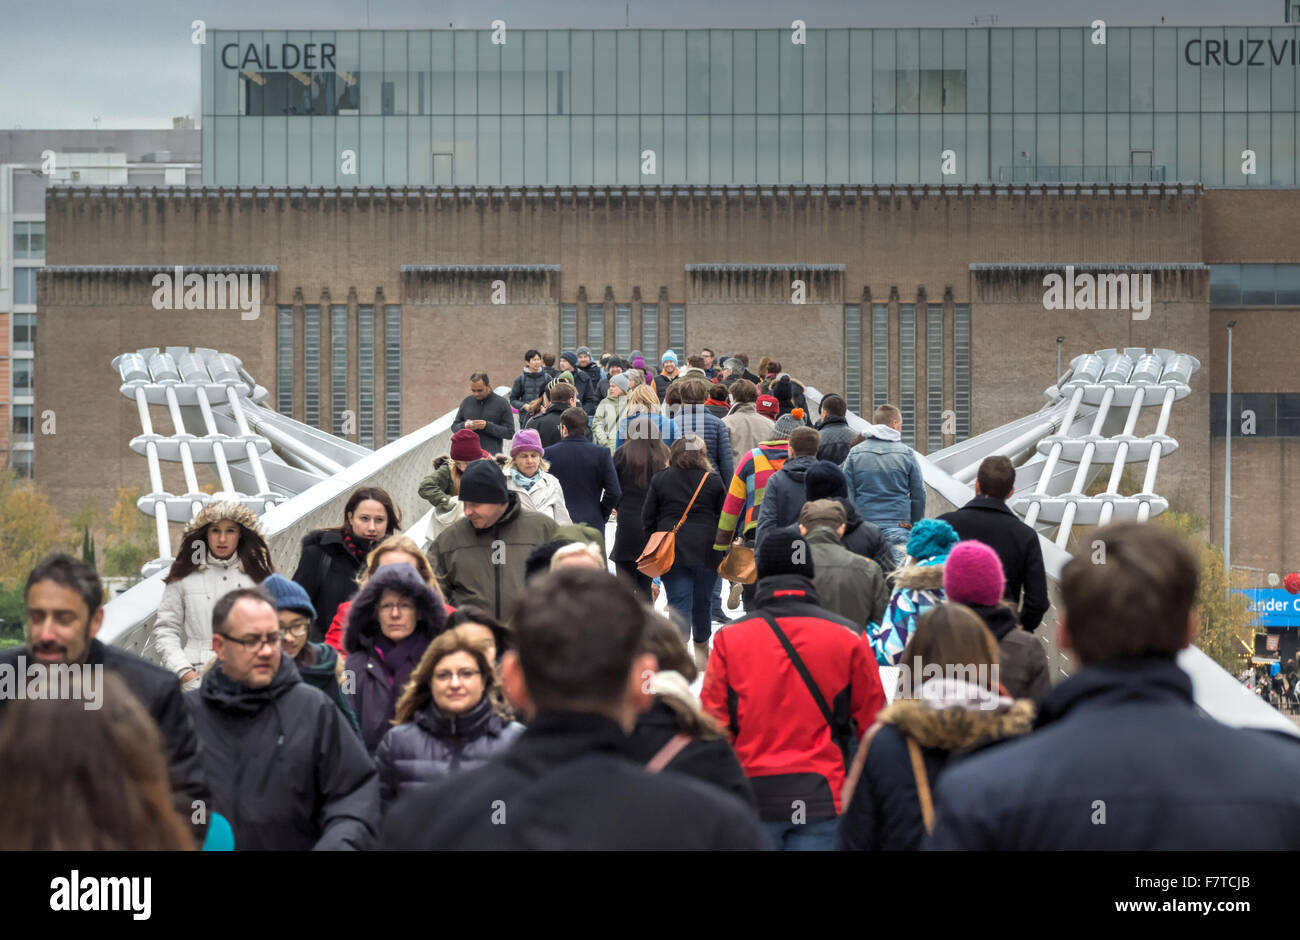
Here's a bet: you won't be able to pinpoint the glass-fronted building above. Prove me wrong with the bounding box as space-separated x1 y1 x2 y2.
204 26 1300 187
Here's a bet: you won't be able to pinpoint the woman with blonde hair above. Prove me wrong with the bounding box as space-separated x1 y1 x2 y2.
324 533 449 653
503 429 572 523
374 626 524 808
616 383 681 450
150 501 274 691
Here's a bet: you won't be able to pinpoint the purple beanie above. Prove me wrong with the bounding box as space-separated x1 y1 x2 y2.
942 540 1007 607
510 428 544 458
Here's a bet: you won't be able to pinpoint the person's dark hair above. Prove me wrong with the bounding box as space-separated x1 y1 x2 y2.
669 435 714 472
736 353 749 367
900 603 1001 694
787 426 820 457
342 486 401 535
446 604 513 657
677 377 712 405
212 586 275 635
976 455 1016 501
524 348 541 362
640 616 724 740
542 353 556 368
616 430 670 490
1060 521 1199 665
512 568 648 712
730 378 758 404
525 539 575 580
663 382 684 408
550 383 575 404
766 360 782 375
820 394 847 418
392 627 503 725
686 354 706 369
164 508 275 585
0 673 195 850
25 553 102 618
874 403 902 426
702 347 715 358
561 406 589 437
470 372 491 385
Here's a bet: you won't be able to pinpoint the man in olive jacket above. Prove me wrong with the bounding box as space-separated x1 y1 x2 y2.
431 459 560 622
798 500 889 631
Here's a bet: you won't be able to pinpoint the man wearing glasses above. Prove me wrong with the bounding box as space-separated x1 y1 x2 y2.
187 586 379 850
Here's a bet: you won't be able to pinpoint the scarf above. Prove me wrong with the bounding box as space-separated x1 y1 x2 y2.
373 632 430 694
342 528 374 564
510 466 541 492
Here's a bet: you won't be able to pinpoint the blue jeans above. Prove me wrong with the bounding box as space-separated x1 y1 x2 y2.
760 818 839 852
663 565 716 643
880 525 911 565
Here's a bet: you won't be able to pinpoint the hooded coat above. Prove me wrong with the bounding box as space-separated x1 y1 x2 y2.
593 393 628 453
343 564 449 752
375 695 525 807
965 602 1052 701
151 501 268 686
431 492 560 621
802 526 890 630
835 498 897 575
927 658 1300 850
868 560 947 666
418 455 462 513
842 426 927 530
525 401 571 449
837 687 1035 851
753 454 818 544
673 404 736 486
188 655 379 851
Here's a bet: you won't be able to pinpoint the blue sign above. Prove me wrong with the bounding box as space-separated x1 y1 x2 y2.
1236 589 1300 628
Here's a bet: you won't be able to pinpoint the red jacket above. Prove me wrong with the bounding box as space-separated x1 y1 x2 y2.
701 575 885 823
324 598 457 653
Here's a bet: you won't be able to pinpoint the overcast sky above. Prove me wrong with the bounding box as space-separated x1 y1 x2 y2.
0 0 1287 128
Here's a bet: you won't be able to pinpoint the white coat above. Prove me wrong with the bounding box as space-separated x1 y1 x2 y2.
149 554 256 689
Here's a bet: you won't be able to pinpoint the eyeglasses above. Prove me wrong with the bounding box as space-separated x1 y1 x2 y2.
280 623 310 638
220 632 282 652
379 602 415 615
433 668 481 684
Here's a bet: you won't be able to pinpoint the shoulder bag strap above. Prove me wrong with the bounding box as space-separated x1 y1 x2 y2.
906 736 935 835
671 471 711 534
839 720 885 809
757 611 847 766
645 733 694 773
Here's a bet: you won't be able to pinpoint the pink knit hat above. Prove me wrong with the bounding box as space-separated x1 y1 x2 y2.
942 540 1006 607
510 428 545 458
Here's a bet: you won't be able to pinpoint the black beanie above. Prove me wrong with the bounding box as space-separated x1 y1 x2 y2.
756 524 815 580
458 459 509 504
774 376 794 402
805 460 849 501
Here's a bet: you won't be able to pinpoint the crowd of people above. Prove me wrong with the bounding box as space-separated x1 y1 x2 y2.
3 343 1300 851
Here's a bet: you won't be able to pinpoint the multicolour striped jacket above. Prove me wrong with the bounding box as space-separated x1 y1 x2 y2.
713 440 790 551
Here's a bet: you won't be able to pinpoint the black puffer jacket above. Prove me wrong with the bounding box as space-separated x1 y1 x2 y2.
0 640 214 846
836 498 897 575
526 402 570 449
343 564 449 752
188 655 379 851
754 455 818 543
292 528 369 643
626 697 758 813
375 696 524 807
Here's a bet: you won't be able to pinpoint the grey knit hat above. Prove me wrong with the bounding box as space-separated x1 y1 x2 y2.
610 373 631 393
772 414 800 439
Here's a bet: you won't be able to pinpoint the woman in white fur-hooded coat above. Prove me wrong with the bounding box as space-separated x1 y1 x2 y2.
499 430 572 525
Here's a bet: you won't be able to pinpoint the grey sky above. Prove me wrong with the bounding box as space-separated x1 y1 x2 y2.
0 0 1286 128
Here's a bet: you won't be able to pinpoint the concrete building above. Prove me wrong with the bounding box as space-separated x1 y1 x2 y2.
32 26 1300 579
1 125 200 476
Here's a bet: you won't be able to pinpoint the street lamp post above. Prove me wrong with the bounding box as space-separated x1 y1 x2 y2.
1226 320 1237 594
1056 336 1064 382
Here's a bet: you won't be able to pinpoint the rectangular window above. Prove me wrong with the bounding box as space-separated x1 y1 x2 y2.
1209 264 1242 306
927 304 944 453
13 221 44 259
385 305 401 444
586 303 604 353
13 405 34 444
641 304 659 363
954 304 971 442
303 305 320 429
899 304 916 448
1241 264 1277 305
13 268 36 305
872 304 889 411
358 304 375 449
10 450 33 479
277 306 294 416
13 313 35 353
332 306 349 436
1211 393 1282 437
560 304 578 351
668 304 686 354
12 358 33 394
844 304 862 415
615 304 632 357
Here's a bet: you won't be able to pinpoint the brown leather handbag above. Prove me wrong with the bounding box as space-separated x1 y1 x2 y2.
637 471 710 578
717 539 756 584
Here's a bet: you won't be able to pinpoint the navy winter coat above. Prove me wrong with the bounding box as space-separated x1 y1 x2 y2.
927 657 1300 850
374 696 524 808
673 404 735 485
754 455 818 545
544 435 622 530
343 564 448 752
